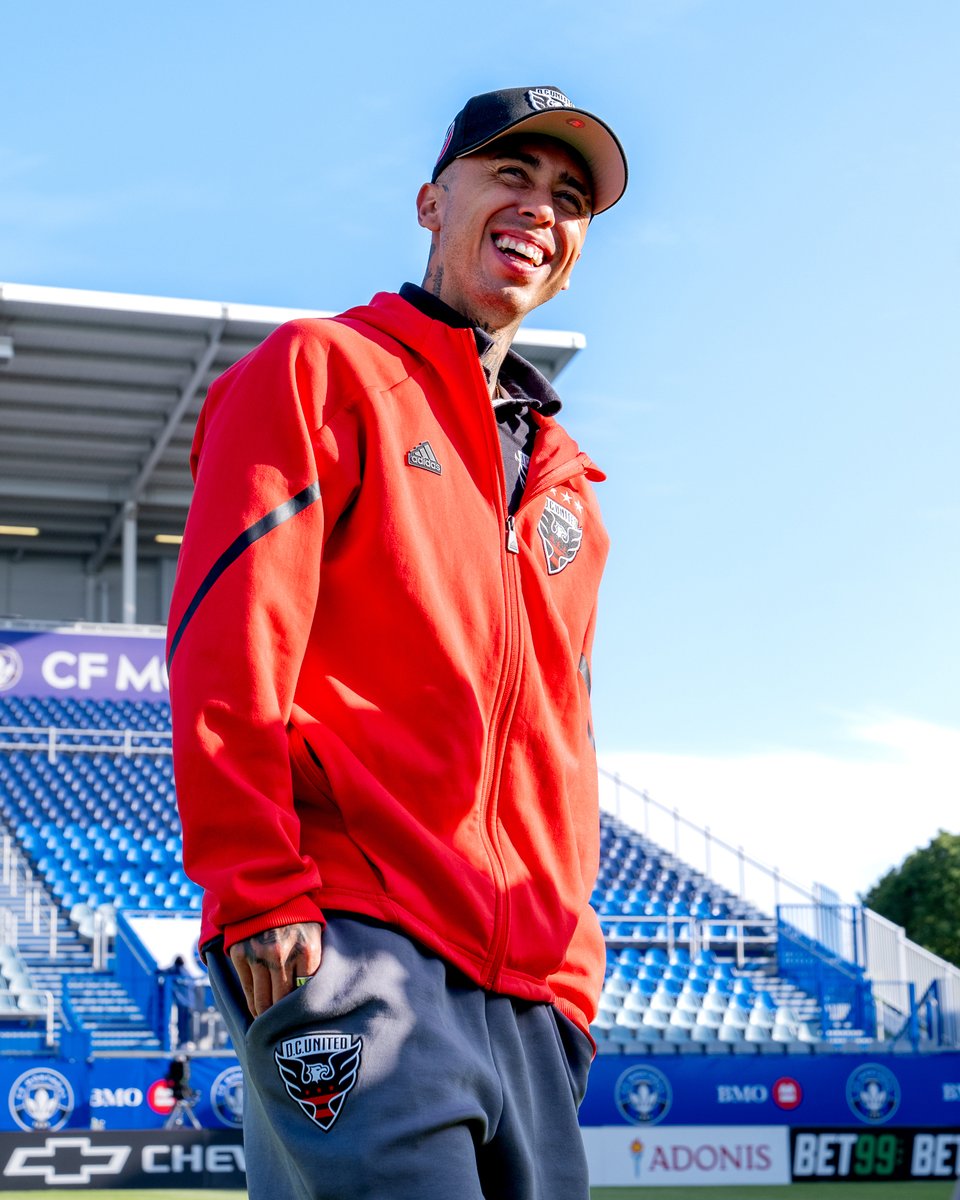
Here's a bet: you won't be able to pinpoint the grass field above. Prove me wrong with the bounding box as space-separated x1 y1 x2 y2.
2 1187 954 1199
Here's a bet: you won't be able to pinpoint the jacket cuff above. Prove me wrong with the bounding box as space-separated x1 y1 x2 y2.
222 897 326 953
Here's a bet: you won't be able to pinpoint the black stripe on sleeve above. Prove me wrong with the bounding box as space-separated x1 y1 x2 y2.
167 481 321 670
578 654 595 748
578 654 592 696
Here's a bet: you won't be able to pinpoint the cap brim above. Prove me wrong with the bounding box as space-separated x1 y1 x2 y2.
461 108 628 215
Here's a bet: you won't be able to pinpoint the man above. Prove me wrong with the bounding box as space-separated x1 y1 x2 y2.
168 85 627 1199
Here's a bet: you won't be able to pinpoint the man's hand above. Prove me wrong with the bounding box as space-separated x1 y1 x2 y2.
229 922 323 1017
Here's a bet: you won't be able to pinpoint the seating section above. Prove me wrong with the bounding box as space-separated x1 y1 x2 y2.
0 944 45 1017
0 698 200 922
0 695 853 1052
592 820 771 945
0 695 170 742
593 945 822 1049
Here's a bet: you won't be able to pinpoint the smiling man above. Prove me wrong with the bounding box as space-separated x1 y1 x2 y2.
168 86 627 1199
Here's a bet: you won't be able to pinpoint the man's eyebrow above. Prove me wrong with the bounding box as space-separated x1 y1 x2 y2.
558 170 591 199
490 150 593 202
491 149 542 169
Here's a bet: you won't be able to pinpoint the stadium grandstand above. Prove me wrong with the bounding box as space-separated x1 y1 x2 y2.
1 282 959 1189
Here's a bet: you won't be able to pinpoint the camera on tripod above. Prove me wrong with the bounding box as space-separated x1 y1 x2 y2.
164 1054 201 1129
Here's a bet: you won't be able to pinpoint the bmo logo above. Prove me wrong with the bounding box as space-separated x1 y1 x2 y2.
717 1084 768 1105
147 1079 176 1115
773 1077 803 1110
91 1087 144 1109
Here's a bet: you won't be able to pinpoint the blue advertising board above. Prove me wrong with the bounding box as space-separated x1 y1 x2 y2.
0 1056 240 1134
580 1051 960 1129
0 628 167 701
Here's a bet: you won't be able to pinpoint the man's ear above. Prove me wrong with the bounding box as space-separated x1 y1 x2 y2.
416 182 442 232
560 250 583 291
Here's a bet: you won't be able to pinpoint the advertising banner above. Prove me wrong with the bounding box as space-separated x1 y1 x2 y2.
583 1124 790 1188
581 1052 960 1129
791 1127 960 1183
0 1057 242 1134
0 1130 244 1190
0 628 168 701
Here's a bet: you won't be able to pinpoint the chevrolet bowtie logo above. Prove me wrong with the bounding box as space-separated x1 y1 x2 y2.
4 1136 130 1185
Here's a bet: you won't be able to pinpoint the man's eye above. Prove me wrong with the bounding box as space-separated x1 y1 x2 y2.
557 191 586 214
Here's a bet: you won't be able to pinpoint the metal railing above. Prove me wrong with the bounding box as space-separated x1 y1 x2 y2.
0 905 17 947
0 989 57 1046
778 902 960 1049
1 836 60 958
599 768 817 917
600 912 777 967
862 907 960 1046
778 903 864 965
0 724 171 762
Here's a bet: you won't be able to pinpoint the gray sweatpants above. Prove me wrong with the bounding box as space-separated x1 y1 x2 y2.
207 915 593 1200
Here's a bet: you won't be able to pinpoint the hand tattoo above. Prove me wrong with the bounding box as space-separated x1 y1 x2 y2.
239 925 311 966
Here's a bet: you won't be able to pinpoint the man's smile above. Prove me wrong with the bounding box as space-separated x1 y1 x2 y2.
492 233 551 269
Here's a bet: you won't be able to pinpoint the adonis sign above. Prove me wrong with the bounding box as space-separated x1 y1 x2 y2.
582 1125 790 1188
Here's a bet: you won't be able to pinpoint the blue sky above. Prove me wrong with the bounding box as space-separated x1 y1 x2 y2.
4 1 958 902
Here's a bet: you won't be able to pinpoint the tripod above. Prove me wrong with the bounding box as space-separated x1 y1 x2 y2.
163 1056 201 1129
164 1089 202 1129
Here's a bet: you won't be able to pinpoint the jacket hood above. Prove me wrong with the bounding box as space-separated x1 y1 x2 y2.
339 291 566 416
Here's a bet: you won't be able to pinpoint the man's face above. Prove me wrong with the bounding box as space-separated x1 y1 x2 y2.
417 134 593 332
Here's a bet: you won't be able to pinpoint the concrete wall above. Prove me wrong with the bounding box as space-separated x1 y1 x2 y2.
0 554 176 627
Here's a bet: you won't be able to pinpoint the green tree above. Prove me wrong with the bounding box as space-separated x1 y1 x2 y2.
862 830 960 967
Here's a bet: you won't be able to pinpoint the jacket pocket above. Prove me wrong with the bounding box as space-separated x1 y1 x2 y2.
287 724 388 894
288 723 334 801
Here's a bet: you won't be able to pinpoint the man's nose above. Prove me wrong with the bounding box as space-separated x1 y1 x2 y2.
519 194 556 226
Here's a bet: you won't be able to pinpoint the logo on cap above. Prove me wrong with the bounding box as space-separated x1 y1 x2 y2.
436 120 455 164
526 88 572 112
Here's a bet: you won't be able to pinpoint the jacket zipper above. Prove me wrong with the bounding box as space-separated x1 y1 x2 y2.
506 515 519 554
464 348 529 988
471 358 589 987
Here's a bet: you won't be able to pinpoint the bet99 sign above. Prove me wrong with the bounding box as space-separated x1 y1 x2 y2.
792 1128 960 1182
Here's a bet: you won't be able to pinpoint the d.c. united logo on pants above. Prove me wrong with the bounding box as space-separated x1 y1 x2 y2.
274 1031 363 1130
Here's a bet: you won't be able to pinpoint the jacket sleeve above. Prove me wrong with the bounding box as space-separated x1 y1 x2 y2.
166 320 359 949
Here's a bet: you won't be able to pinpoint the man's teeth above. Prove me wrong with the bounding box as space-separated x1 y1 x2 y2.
494 235 544 267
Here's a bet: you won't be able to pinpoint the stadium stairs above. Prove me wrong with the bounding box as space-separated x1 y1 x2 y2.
0 696 182 1056
0 852 161 1055
590 813 875 1054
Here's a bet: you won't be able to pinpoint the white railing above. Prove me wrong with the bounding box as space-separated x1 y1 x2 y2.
0 990 57 1046
599 768 817 917
600 913 777 967
0 906 17 947
1 831 27 892
0 724 171 762
778 903 865 964
776 902 960 1048
1 837 61 957
862 907 960 1044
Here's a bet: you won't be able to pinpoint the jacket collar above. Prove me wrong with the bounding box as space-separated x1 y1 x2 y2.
397 284 562 416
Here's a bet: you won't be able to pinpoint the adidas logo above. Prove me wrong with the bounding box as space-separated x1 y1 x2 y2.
406 441 442 475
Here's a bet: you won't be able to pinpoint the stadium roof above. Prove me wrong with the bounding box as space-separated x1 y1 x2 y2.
0 281 585 570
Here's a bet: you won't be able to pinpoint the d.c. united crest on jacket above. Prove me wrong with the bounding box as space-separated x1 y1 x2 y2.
538 493 583 574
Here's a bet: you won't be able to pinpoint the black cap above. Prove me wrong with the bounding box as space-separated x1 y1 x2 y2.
432 86 628 215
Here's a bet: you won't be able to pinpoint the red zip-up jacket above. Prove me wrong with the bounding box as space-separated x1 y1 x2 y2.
167 292 609 1036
